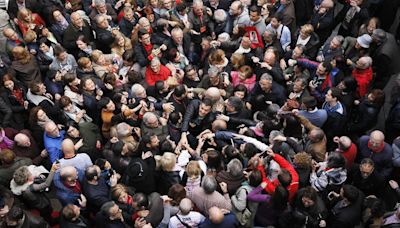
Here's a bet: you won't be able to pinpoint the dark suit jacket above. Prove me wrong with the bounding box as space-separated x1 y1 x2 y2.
63 21 94 58
7 0 41 19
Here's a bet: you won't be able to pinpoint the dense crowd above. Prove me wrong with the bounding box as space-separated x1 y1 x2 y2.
0 0 400 227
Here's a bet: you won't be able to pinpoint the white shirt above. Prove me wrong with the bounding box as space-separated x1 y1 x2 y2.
168 212 205 228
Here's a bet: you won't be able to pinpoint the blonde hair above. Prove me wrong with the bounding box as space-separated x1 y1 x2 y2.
111 184 128 201
23 29 37 43
91 49 104 63
231 53 245 70
186 160 201 179
161 152 177 172
300 24 314 36
12 46 31 64
17 8 32 24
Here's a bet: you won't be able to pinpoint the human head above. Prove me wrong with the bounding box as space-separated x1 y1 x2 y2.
60 166 79 187
214 9 227 23
367 89 385 106
368 130 385 151
300 24 314 40
208 207 224 224
192 0 204 16
300 186 318 208
101 201 123 221
249 5 261 22
45 121 60 137
202 175 218 194
259 73 273 92
199 98 213 117
371 29 387 44
330 35 344 49
293 152 312 169
341 185 359 204
111 184 129 203
230 1 244 17
325 87 341 103
143 112 159 128
161 152 176 172
131 83 147 98
168 184 187 206
12 46 31 64
71 12 84 28
62 138 76 156
13 133 31 147
179 198 192 215
326 152 346 169
227 159 243 177
356 34 372 49
62 204 81 222
171 27 183 45
3 28 18 41
13 166 32 185
360 158 374 179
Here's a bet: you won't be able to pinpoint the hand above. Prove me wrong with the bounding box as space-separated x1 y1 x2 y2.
316 55 323 62
24 101 29 109
390 180 399 189
354 100 360 105
54 94 61 101
133 127 141 137
51 162 60 172
134 218 147 228
40 149 48 158
96 88 103 97
160 44 167 51
57 124 64 129
191 30 200 35
252 56 260 64
110 174 118 187
142 151 153 160
110 137 119 143
312 160 320 172
65 1 72 9
96 140 102 149
260 62 271 69
319 219 326 227
151 48 161 57
210 40 221 47
78 194 87 208
346 59 353 66
333 136 340 143
219 182 228 194
273 135 287 142
75 139 84 150
266 147 274 157
288 59 297 67
309 80 317 90
206 7 213 16
162 102 175 113
216 114 229 122
280 59 287 70
215 103 225 113
260 181 267 189
159 117 167 126
160 195 173 204
105 83 113 90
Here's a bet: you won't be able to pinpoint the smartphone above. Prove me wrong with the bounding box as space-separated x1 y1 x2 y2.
55 159 60 164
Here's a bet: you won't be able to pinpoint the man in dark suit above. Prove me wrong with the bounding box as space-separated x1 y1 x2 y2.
63 12 94 58
94 14 117 54
7 0 41 20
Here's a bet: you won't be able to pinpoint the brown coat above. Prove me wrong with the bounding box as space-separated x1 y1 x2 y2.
297 115 327 162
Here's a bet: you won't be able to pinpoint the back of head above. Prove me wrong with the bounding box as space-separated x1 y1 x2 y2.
100 201 116 216
0 149 16 164
342 185 359 204
327 152 346 169
202 175 218 194
209 206 224 224
179 198 192 215
227 158 243 177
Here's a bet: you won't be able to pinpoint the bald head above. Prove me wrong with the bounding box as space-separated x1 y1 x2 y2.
205 87 221 103
339 136 352 150
60 166 77 179
212 119 227 132
209 207 224 224
179 198 192 215
14 133 31 147
370 130 384 142
62 139 76 155
45 121 60 137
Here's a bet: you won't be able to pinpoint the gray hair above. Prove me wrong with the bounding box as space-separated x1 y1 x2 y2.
131 83 145 96
151 57 161 65
94 0 105 6
208 66 220 77
13 166 30 185
95 14 106 25
179 198 192 215
359 56 373 68
101 201 116 217
142 112 158 126
193 0 203 8
116 122 131 138
269 130 283 141
333 35 344 45
260 73 273 82
214 9 227 23
372 29 387 43
202 175 218 194
227 159 243 177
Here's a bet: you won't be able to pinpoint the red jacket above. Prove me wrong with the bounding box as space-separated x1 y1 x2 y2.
145 64 171 86
257 154 299 202
342 143 357 169
352 67 373 98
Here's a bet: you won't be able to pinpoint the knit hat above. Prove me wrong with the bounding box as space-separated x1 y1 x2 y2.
357 34 372 48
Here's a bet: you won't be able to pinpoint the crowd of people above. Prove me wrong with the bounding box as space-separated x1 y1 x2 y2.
0 0 400 227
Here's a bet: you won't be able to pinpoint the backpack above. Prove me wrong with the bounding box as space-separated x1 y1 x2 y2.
234 186 253 227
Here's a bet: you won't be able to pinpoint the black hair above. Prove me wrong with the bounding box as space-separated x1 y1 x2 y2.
174 85 186 98
249 169 262 187
169 111 181 125
327 152 346 169
342 185 359 204
249 5 261 14
98 97 112 110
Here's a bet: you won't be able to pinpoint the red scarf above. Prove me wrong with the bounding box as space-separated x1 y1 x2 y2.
320 74 332 91
12 88 24 106
144 43 153 54
368 141 385 153
63 181 82 193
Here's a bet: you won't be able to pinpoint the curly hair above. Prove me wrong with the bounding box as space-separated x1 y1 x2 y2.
293 152 312 169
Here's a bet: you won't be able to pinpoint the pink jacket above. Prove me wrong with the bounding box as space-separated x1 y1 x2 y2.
231 71 256 92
